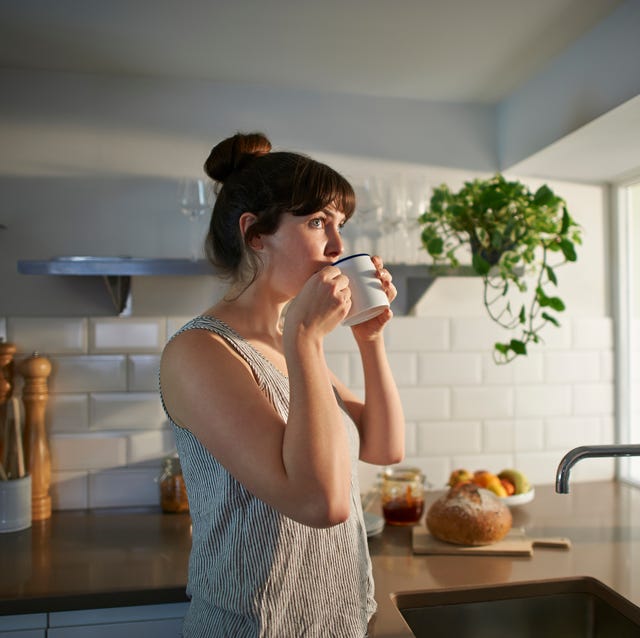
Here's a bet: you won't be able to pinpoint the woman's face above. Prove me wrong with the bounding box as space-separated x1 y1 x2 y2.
258 206 347 298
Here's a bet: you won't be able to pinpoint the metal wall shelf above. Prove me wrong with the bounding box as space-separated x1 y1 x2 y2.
17 257 476 315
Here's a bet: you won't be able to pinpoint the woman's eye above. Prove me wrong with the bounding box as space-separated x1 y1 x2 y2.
310 217 325 228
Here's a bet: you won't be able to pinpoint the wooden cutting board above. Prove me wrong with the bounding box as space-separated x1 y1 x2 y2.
412 526 571 557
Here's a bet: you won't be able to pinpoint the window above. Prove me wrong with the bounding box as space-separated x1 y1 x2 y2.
615 179 640 485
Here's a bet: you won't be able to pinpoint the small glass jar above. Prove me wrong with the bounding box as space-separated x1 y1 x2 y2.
158 454 189 514
380 466 425 526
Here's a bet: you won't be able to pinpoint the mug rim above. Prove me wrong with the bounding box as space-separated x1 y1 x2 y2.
332 253 371 267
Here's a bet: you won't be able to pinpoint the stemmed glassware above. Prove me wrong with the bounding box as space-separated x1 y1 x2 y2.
350 174 431 264
179 178 213 261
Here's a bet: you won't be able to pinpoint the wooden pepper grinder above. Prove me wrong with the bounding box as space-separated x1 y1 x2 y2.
19 352 52 521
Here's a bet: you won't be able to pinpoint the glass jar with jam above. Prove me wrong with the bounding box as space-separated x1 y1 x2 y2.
380 466 425 526
158 454 189 514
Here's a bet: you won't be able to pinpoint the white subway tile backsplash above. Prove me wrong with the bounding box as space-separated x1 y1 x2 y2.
451 453 514 476
483 419 544 453
452 387 513 419
386 317 449 352
514 385 572 417
515 451 569 486
400 387 449 420
543 352 601 383
387 352 418 386
402 456 451 490
404 421 418 457
90 392 166 430
418 353 481 385
50 433 127 471
349 351 417 389
545 417 603 450
49 355 127 393
48 394 89 433
89 468 160 508
324 325 360 352
166 316 193 341
481 353 544 384
7 317 87 354
417 421 482 455
600 351 614 382
572 318 613 350
535 322 572 350
325 352 351 385
3 310 615 509
90 317 166 353
50 471 89 510
573 383 614 415
127 429 176 464
569 457 616 484
601 415 615 442
450 317 505 352
128 355 161 391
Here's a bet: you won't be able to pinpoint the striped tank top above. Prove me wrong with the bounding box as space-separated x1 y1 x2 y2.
160 316 376 637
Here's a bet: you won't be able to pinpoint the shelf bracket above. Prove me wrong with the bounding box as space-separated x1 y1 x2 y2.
102 275 132 315
390 264 476 314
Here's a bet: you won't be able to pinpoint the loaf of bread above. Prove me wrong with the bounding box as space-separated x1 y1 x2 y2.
426 482 512 546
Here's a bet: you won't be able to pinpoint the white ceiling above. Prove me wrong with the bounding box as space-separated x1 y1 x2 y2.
1 0 638 183
0 0 624 103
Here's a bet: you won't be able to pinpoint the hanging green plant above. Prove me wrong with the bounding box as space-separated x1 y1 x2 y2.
418 174 582 363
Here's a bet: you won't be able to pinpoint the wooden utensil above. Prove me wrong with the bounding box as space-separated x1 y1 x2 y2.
0 340 17 480
413 526 571 557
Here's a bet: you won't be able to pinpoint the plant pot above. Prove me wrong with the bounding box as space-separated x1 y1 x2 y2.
0 475 32 533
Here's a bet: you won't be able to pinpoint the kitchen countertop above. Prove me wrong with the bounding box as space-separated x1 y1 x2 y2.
1 481 640 636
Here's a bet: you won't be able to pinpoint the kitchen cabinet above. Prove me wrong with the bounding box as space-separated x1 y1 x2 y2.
0 613 46 637
0 604 187 638
48 602 188 638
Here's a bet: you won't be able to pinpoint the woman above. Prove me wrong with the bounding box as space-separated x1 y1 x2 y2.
160 132 405 637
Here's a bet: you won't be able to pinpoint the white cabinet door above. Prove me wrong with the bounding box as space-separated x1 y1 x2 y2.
0 612 47 638
48 602 187 638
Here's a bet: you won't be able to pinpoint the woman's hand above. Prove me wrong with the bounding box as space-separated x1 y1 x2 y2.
351 255 396 341
285 265 352 339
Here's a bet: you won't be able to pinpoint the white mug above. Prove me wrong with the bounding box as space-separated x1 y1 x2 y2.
333 254 390 326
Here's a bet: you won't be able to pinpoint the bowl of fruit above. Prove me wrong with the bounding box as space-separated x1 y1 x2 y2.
447 468 534 506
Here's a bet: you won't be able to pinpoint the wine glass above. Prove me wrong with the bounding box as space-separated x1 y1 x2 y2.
179 178 212 261
353 177 385 255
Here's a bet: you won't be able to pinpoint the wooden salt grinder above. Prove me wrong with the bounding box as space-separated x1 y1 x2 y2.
19 353 53 521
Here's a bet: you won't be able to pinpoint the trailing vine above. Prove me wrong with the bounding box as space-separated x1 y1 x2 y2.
418 174 582 363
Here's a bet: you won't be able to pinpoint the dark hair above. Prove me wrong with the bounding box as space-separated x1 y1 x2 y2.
203 132 355 284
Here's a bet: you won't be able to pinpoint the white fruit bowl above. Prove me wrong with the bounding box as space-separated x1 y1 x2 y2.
502 488 535 506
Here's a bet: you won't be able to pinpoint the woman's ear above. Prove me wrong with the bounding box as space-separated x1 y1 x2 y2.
239 212 263 249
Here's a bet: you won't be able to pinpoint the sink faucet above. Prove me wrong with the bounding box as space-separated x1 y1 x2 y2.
555 444 640 493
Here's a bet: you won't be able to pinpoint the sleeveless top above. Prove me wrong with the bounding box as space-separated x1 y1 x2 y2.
160 316 376 638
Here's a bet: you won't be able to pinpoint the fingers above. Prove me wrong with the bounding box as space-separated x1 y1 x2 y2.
371 255 397 303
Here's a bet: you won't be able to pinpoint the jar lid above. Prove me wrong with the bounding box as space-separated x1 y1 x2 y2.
161 453 182 475
380 466 425 483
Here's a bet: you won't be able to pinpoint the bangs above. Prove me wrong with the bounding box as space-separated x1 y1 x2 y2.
287 157 356 219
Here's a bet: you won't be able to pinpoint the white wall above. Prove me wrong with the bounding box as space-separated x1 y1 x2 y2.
1 162 614 508
0 52 618 508
498 0 640 169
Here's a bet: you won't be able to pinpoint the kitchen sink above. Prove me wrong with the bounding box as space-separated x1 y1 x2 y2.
392 577 640 638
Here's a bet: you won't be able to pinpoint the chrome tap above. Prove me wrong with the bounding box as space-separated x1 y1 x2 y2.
555 444 640 493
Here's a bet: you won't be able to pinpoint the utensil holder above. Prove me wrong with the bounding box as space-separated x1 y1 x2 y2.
0 474 31 533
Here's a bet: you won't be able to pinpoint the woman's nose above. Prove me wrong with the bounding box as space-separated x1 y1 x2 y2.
326 227 344 258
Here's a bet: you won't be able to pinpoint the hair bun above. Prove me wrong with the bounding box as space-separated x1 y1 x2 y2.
204 132 272 183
